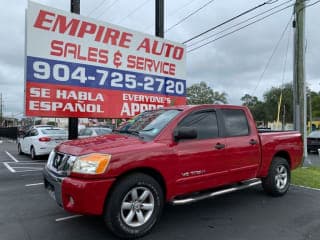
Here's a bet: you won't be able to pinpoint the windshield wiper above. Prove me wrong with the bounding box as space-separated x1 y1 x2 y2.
140 128 154 132
126 130 141 136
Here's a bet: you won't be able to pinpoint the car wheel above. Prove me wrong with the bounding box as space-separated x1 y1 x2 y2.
30 146 37 160
262 157 290 197
18 144 23 155
104 173 164 239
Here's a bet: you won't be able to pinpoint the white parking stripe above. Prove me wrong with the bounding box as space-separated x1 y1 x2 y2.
292 184 320 192
25 183 44 187
5 151 19 162
14 167 43 170
10 161 45 164
3 162 16 173
55 215 82 222
15 169 43 173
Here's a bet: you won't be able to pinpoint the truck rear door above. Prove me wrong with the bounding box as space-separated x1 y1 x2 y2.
220 108 261 182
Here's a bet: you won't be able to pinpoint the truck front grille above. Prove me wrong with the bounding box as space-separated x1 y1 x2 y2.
47 151 76 176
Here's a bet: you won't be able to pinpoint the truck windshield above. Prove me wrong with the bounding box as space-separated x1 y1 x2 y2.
116 109 181 140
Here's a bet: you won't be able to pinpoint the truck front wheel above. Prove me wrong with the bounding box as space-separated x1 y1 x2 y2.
104 173 164 239
262 157 290 196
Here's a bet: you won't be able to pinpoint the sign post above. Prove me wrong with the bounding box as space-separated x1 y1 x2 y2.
69 0 80 140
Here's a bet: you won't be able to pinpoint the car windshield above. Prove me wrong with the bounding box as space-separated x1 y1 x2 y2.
116 109 181 140
41 128 67 135
308 131 320 138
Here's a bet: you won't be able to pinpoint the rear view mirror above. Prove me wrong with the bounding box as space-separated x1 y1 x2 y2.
174 127 197 141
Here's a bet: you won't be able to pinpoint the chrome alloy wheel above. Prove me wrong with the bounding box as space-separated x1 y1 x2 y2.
120 187 155 228
275 165 288 190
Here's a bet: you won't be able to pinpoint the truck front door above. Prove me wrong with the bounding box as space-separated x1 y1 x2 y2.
174 109 228 195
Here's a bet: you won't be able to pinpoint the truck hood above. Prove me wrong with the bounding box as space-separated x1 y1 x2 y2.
56 133 144 156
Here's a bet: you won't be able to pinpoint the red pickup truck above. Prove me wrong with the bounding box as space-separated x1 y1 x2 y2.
43 105 303 238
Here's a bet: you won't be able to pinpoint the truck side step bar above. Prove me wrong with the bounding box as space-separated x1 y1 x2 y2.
171 179 262 206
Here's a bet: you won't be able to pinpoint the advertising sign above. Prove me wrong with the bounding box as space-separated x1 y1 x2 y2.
25 1 186 118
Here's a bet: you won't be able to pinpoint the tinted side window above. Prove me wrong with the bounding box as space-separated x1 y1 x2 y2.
179 111 219 139
30 129 38 136
221 109 249 137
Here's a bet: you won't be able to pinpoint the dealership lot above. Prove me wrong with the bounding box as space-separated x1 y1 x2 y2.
1 140 320 240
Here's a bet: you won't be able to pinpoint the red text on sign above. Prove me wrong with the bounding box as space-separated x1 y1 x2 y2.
50 40 109 64
34 10 133 48
127 55 176 76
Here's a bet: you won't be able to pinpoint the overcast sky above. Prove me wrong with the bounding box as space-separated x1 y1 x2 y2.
0 0 319 117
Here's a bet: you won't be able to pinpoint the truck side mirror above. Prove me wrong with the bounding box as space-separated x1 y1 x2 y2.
174 127 197 141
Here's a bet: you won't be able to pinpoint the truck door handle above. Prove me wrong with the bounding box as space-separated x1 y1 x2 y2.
249 139 258 145
215 143 225 149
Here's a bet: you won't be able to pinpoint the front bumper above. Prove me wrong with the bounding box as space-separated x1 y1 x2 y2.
43 166 115 215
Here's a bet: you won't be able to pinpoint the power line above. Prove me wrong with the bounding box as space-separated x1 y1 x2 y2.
187 3 294 53
252 15 293 95
183 0 283 44
281 20 292 86
168 0 197 17
87 0 108 17
96 0 119 20
142 0 197 32
186 0 293 48
305 0 320 7
117 0 150 25
166 0 216 33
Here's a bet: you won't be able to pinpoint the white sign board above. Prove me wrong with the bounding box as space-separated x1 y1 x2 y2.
25 1 186 118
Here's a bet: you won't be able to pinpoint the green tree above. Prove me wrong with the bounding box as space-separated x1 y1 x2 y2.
187 81 228 104
263 83 293 123
309 91 320 121
241 94 266 123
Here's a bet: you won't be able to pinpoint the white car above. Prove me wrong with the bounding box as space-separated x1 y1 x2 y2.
78 127 112 138
18 126 67 159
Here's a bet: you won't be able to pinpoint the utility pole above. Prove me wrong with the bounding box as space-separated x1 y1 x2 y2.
309 93 312 132
155 0 164 38
68 0 80 140
293 0 306 158
0 93 2 127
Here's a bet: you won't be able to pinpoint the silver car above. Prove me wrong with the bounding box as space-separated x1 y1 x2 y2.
78 127 112 138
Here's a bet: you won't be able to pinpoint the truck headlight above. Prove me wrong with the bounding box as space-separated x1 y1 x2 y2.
71 153 111 175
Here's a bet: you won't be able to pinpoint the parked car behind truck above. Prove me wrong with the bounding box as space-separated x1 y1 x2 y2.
18 126 67 159
43 105 303 238
78 127 112 138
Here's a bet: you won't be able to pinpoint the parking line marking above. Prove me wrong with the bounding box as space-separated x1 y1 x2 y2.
15 169 43 173
14 166 43 169
55 215 82 222
3 162 16 173
5 151 19 162
9 162 45 164
25 183 44 187
14 168 43 171
292 184 320 192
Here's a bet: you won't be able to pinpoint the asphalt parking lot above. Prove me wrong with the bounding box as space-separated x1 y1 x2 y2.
1 140 320 240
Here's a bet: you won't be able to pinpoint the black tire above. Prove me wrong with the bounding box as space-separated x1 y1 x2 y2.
104 173 164 239
18 143 23 155
30 146 37 160
262 157 290 197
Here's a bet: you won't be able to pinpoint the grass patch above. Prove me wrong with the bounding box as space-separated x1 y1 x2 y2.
291 167 320 189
